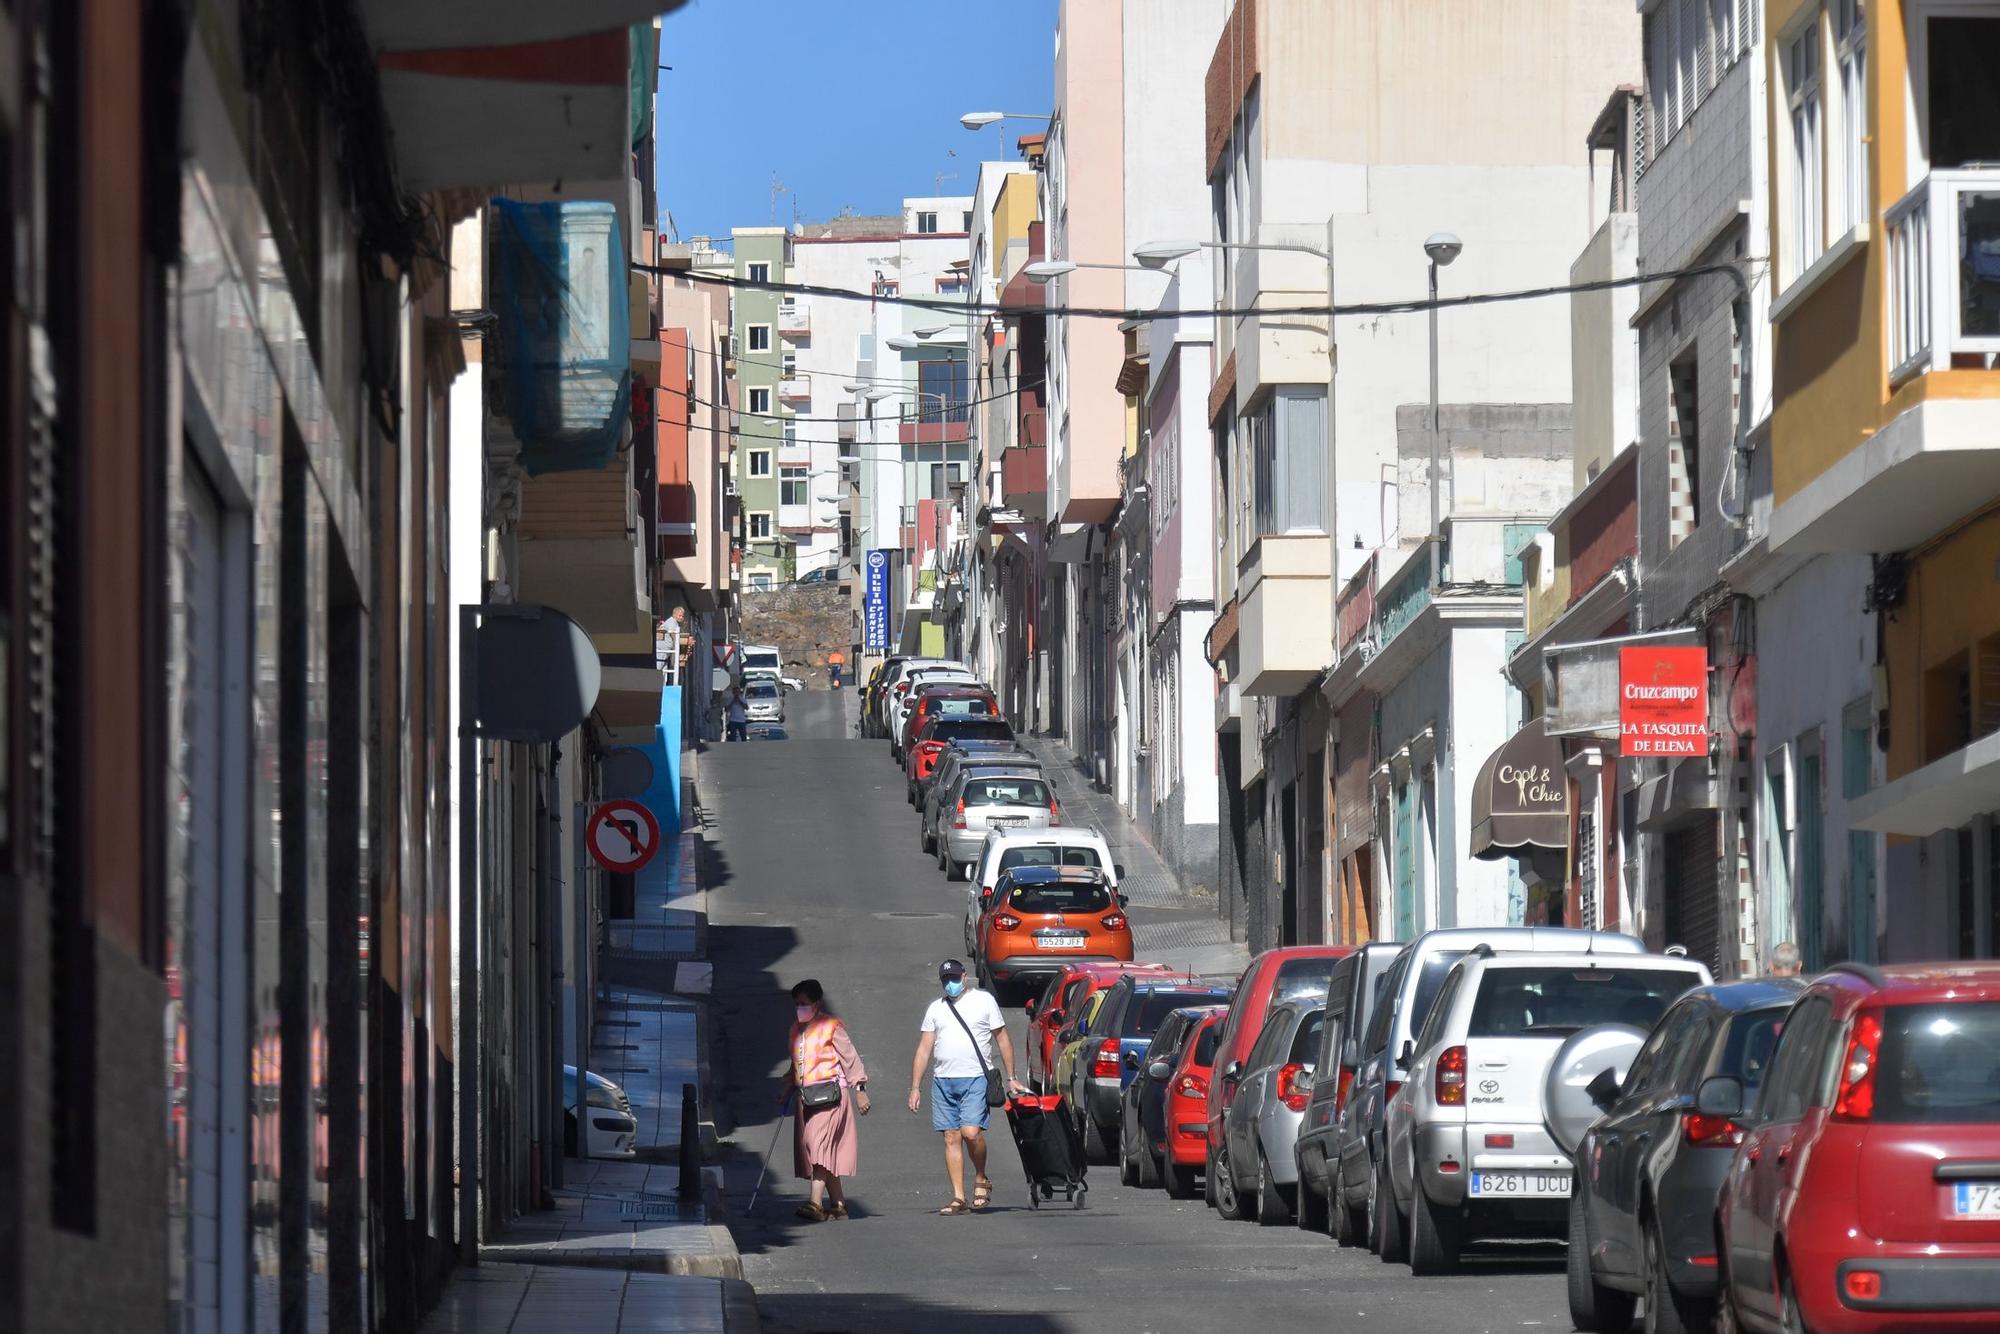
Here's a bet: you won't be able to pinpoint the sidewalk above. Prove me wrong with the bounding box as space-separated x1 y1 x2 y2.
1019 733 1251 978
425 750 759 1332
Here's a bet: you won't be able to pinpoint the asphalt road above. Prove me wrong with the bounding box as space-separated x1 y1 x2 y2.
705 691 1573 1333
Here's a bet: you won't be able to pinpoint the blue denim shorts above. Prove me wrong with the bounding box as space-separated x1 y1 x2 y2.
931 1075 990 1132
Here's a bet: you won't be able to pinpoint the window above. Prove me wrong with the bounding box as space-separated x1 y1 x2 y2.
1669 352 1702 539
936 274 967 295
1754 995 1834 1122
746 324 771 353
747 569 775 590
1833 0 1867 236
781 352 796 377
1466 966 1704 1038
872 278 900 299
746 450 772 478
916 211 939 234
746 387 771 415
962 211 973 231
783 423 798 449
1250 388 1328 536
746 261 770 284
917 357 970 422
1786 21 1825 280
748 512 773 540
780 466 808 506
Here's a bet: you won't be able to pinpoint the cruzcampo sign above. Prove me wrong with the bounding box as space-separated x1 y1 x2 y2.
1619 646 1709 757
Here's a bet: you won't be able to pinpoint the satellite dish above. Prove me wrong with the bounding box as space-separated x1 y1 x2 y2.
474 605 600 743
1543 1023 1649 1156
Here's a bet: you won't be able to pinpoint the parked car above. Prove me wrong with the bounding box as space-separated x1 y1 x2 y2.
1216 997 1327 1225
1349 926 1645 1253
1293 942 1402 1238
975 866 1130 998
1708 961 2000 1334
964 828 1121 954
874 656 956 739
563 1065 637 1159
742 678 784 724
859 658 906 737
899 683 998 754
935 771 1060 881
921 763 1044 858
903 715 1015 798
793 565 836 584
921 741 1038 824
1024 961 1177 1085
1121 1003 1228 1189
1206 945 1352 1220
1567 977 1804 1334
887 664 978 753
1061 974 1233 1163
1383 948 1710 1274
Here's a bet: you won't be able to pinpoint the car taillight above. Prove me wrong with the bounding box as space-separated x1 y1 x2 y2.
1334 1067 1356 1115
992 911 1022 931
1091 1038 1120 1079
1834 1010 1883 1120
1384 1079 1404 1106
1681 1112 1744 1147
1101 912 1127 931
896 681 910 695
1177 1071 1209 1099
1434 1046 1467 1107
952 797 967 829
1048 799 1061 826
1276 1062 1309 1112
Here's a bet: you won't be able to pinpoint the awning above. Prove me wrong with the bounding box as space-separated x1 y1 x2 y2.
594 665 665 742
1046 522 1096 565
1850 730 2000 835
1634 758 1719 831
1470 716 1571 861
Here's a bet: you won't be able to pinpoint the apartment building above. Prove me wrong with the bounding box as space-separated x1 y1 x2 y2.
731 228 793 588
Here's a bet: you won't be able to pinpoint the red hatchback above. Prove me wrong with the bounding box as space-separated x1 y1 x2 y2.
1205 945 1350 1218
1025 961 1175 1091
1710 961 2000 1333
899 685 998 754
1162 1008 1229 1199
903 715 1015 792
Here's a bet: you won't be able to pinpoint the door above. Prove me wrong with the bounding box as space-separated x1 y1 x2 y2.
1666 820 1722 972
1281 781 1299 945
1796 744 1824 969
1729 995 1834 1323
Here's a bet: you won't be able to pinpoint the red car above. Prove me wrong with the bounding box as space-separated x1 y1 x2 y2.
903 714 1015 793
1025 961 1175 1091
1162 1007 1229 1199
898 685 999 754
1204 945 1351 1218
1710 961 2000 1333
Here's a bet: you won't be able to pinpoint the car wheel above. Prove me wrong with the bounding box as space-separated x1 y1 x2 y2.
1082 1113 1113 1166
1408 1183 1461 1276
1119 1136 1139 1187
920 821 934 852
1296 1159 1330 1234
1777 1264 1806 1334
1135 1138 1162 1190
1212 1144 1250 1221
1568 1187 1637 1333
1164 1157 1197 1200
1642 1210 1705 1334
1373 1157 1407 1264
1254 1148 1292 1226
1331 1160 1356 1244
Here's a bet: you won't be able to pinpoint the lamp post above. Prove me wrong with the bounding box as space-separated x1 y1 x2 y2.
1423 232 1462 589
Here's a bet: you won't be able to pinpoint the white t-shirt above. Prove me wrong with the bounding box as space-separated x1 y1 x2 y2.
920 989 1006 1079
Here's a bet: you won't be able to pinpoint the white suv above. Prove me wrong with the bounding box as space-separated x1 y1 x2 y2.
1383 948 1711 1274
962 828 1121 954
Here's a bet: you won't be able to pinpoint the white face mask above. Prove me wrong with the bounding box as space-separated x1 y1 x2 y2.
795 1004 816 1023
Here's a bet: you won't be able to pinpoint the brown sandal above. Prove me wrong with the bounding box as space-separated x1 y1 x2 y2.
795 1202 829 1222
971 1178 993 1210
938 1198 970 1216
829 1201 849 1219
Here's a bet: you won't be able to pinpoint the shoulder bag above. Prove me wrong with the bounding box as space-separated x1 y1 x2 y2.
796 1020 845 1110
944 996 1007 1108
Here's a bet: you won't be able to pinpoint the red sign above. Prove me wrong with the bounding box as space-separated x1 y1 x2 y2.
587 799 662 873
1619 647 1710 757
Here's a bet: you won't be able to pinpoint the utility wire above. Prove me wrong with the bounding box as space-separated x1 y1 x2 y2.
672 376 1038 425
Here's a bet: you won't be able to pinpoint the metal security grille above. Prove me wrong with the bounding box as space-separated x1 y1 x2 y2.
1577 813 1599 931
1666 819 1722 973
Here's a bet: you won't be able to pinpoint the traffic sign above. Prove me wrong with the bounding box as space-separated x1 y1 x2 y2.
587 799 662 873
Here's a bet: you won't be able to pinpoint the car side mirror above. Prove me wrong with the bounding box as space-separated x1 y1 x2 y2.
1146 1059 1173 1082
1585 1065 1622 1111
1398 1040 1415 1069
1695 1074 1745 1119
1221 1060 1243 1084
1116 892 1129 908
1123 1050 1141 1070
1342 1037 1361 1068
1114 863 1127 879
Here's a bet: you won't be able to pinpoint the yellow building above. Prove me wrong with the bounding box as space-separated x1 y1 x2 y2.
1766 0 2000 956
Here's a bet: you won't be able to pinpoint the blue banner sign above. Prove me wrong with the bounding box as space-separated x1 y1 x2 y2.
864 549 891 651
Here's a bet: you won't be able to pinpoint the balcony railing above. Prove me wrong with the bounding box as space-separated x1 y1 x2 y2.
779 376 811 402
778 301 810 339
1374 543 1439 650
1887 169 2000 385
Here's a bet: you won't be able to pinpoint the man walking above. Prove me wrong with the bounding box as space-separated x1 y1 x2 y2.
726 687 750 743
908 959 1024 1214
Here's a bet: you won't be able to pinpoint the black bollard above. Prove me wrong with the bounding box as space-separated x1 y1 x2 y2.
677 1082 700 1201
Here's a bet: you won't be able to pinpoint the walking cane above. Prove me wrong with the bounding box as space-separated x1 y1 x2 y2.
747 1104 789 1214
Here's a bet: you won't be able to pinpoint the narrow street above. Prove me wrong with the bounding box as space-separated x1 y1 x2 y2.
703 699 1571 1332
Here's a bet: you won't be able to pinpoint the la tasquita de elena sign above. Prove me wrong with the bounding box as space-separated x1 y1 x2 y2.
1619 645 1709 757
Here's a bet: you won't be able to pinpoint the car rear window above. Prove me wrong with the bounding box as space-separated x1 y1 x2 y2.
930 719 1013 742
1291 1011 1326 1063
745 683 779 699
1128 991 1229 1039
1873 1003 2000 1123
1005 881 1113 914
1469 966 1705 1039
1720 1008 1788 1089
1192 1023 1221 1066
1273 956 1339 1003
934 697 991 716
965 778 1051 806
999 845 1104 875
1407 951 1469 1039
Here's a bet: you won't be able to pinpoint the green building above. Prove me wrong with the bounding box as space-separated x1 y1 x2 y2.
731 227 792 587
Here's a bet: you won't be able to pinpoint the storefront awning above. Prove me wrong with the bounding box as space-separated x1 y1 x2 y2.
1470 716 1570 861
1850 730 2000 835
593 665 665 744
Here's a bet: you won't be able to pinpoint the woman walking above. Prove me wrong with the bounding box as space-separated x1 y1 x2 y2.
781 979 869 1221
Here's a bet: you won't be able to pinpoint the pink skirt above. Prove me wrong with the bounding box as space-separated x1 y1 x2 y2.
794 1095 859 1179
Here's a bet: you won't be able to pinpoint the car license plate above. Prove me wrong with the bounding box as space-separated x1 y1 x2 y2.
1953 1182 2000 1217
988 815 1026 826
1036 935 1086 951
1470 1171 1570 1198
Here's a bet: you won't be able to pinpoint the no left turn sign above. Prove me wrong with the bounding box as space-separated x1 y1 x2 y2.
587 799 662 874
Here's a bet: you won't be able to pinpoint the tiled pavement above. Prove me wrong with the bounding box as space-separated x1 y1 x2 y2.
419 1265 757 1334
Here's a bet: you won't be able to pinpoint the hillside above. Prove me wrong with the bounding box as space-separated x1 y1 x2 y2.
739 583 848 685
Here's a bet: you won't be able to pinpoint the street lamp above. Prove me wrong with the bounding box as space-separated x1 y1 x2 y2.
1022 258 1168 284
959 110 1050 131
1423 232 1462 590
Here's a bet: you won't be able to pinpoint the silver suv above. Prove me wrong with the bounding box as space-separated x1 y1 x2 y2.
1382 948 1711 1274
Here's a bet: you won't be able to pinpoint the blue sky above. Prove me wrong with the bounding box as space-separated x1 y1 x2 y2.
655 0 1058 242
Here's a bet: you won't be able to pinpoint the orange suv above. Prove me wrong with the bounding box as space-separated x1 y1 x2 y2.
975 867 1132 1000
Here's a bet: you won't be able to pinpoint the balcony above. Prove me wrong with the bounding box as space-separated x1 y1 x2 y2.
779 376 811 404
1771 170 2000 557
778 301 811 340
516 454 653 653
1001 445 1048 519
1235 533 1333 696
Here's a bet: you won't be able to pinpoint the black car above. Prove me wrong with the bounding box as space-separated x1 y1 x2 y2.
1120 1002 1229 1189
1066 974 1232 1163
1568 977 1805 1334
